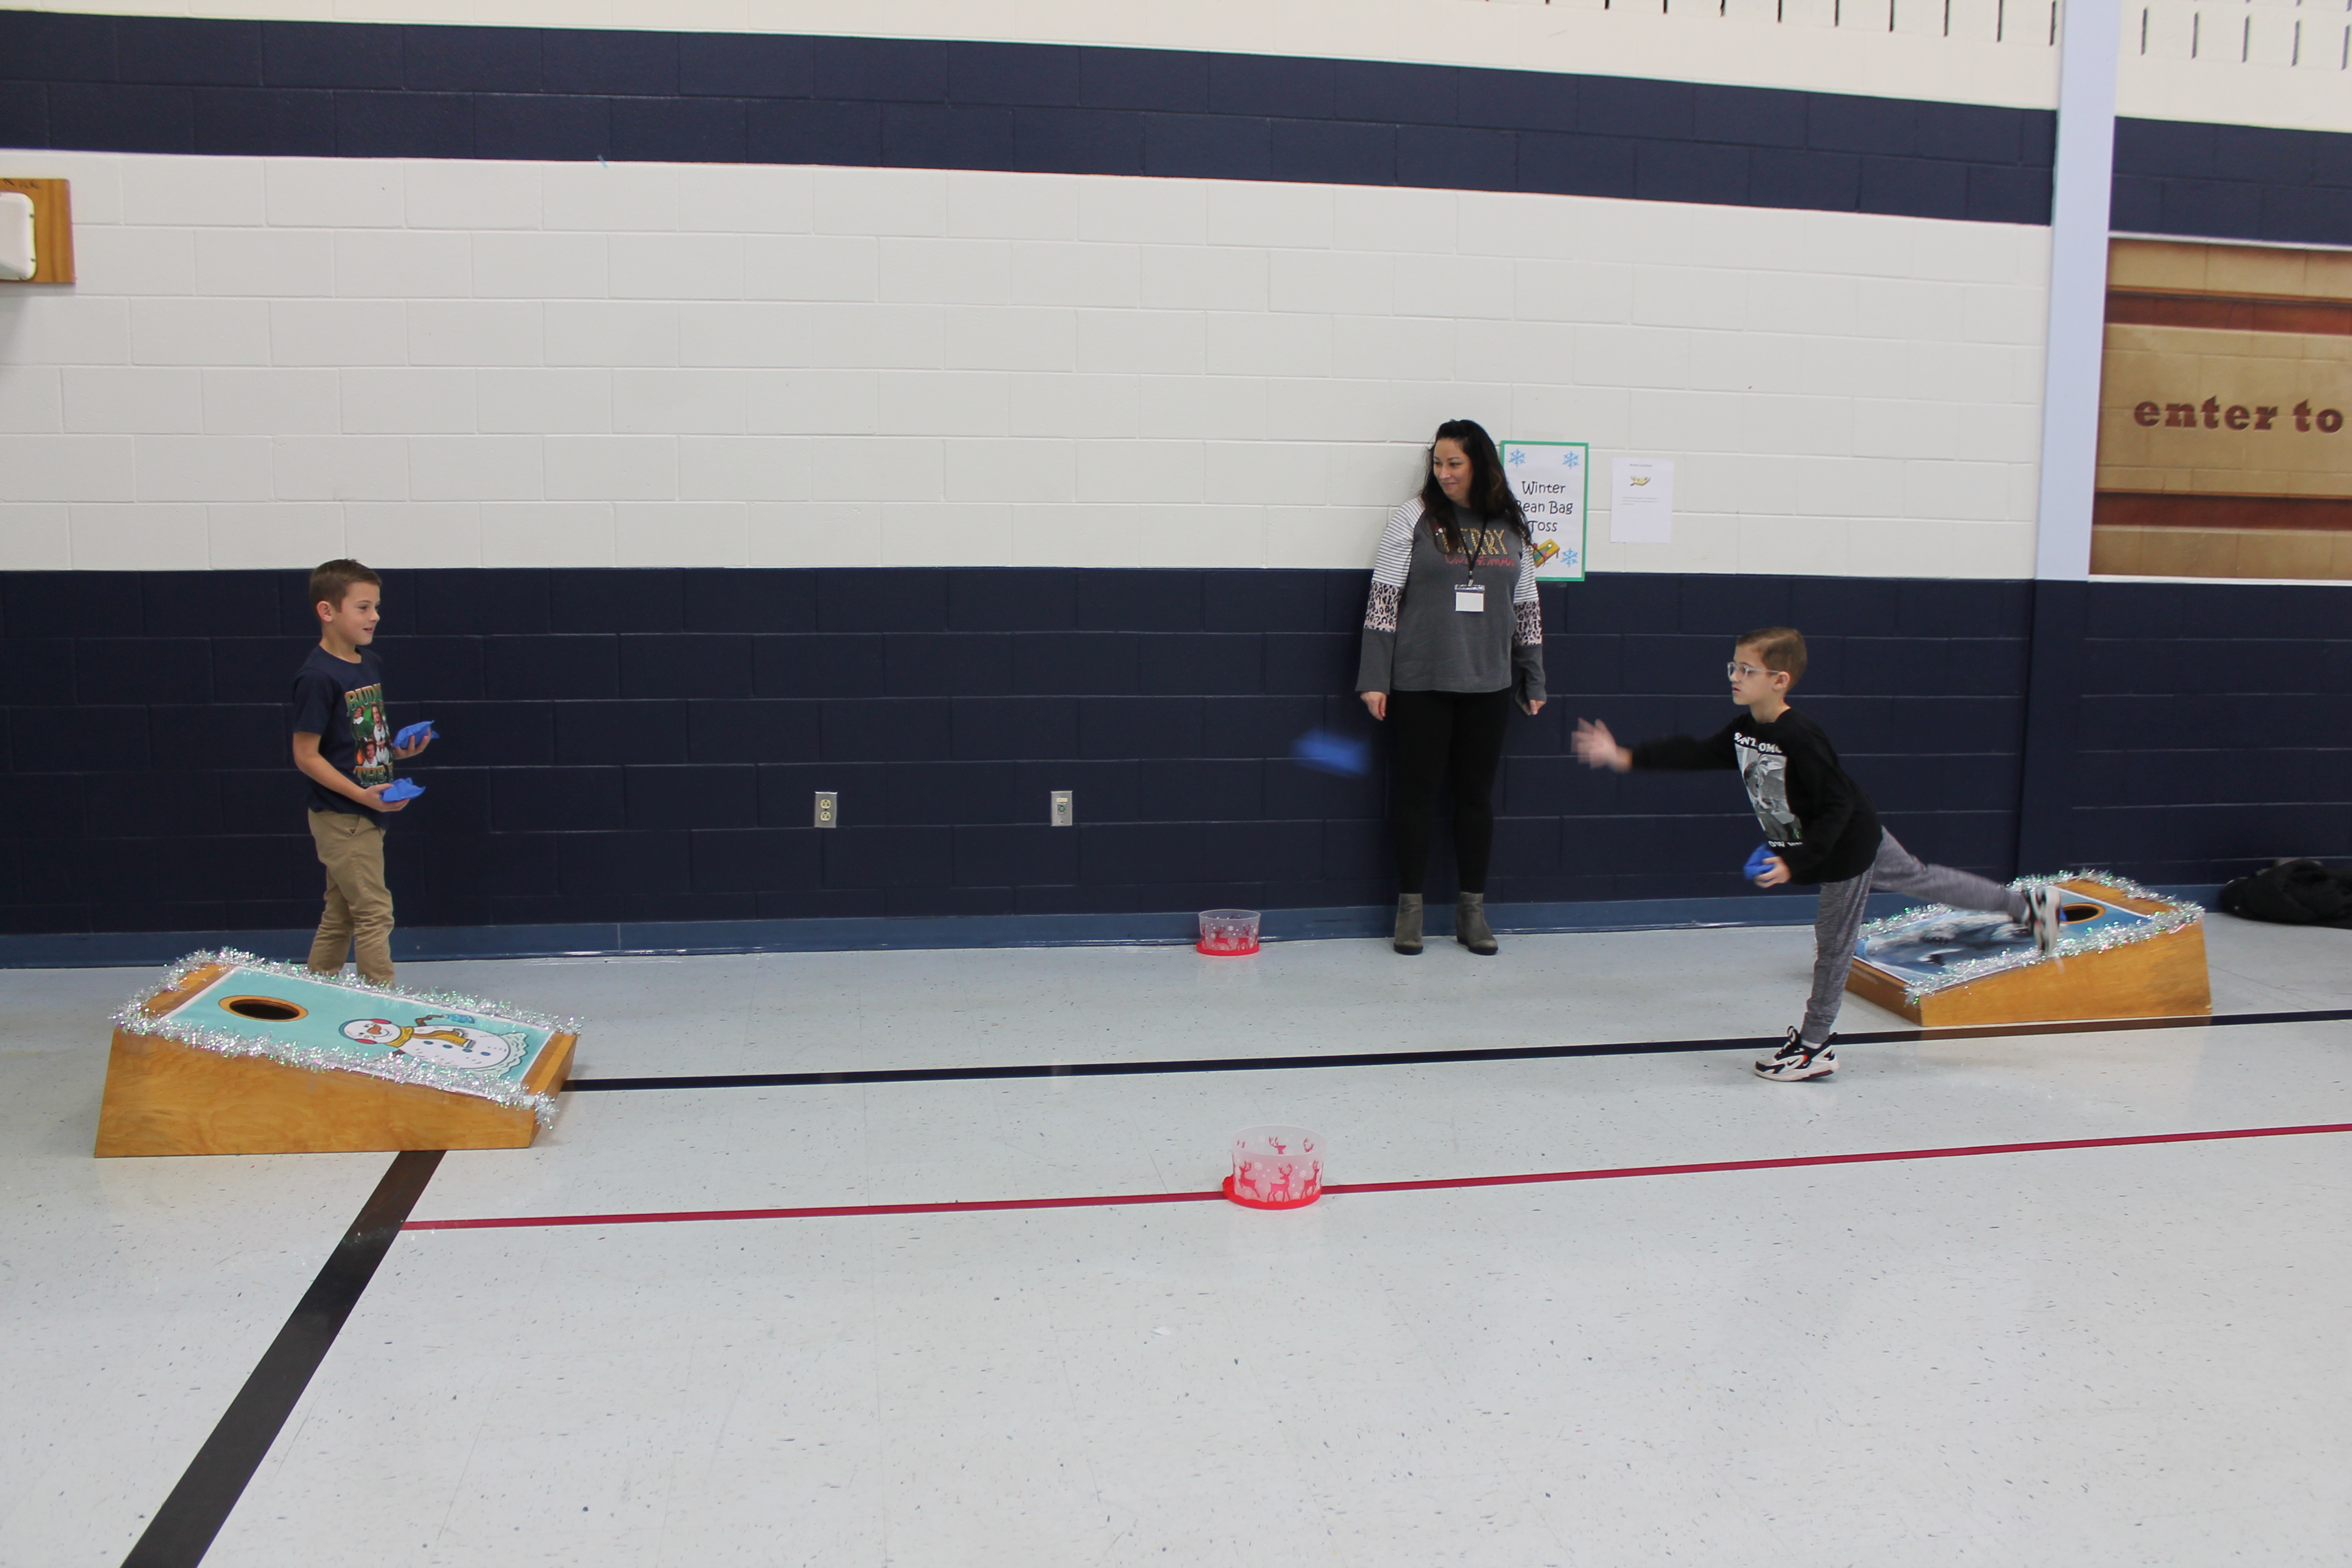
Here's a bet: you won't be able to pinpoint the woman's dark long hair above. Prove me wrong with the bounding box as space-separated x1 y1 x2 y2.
1417 418 1527 559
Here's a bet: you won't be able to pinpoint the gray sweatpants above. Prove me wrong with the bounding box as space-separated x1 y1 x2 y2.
1802 830 2028 1044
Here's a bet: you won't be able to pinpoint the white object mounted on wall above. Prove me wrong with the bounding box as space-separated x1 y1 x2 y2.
0 192 32 281
1501 440 1590 581
1609 458 1675 544
0 179 72 283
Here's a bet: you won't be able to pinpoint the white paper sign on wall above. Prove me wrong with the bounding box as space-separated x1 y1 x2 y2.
1500 440 1588 581
1609 458 1675 544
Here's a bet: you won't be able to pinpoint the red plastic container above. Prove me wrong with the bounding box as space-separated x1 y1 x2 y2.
1225 1125 1321 1209
1196 908 1260 957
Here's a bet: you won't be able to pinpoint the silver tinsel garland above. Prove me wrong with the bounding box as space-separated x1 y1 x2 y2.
113 949 579 1125
1855 872 2202 1005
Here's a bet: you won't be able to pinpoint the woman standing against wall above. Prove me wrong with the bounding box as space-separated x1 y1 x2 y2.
1357 419 1547 956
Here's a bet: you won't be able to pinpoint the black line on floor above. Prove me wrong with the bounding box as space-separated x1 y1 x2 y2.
564 1007 2352 1092
120 1150 444 1568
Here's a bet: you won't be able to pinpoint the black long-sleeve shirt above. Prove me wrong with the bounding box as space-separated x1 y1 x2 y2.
1629 706 1880 884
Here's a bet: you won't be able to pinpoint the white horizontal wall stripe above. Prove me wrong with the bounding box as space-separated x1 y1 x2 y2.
0 152 2048 578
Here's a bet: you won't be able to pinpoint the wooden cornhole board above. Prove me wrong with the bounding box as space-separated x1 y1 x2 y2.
96 959 575 1157
1845 877 2210 1028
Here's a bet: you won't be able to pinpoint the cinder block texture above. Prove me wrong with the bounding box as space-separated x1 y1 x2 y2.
3 147 2064 578
1 565 2329 935
14 15 2336 246
5 18 2057 216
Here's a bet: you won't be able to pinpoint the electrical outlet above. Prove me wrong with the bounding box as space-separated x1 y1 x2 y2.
1050 790 1074 827
814 790 838 828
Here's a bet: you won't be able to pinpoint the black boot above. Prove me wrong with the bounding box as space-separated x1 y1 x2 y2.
1392 894 1424 955
1456 892 1497 955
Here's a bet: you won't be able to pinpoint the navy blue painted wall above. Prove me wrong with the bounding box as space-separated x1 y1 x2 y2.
11 13 2351 242
2070 581 2352 884
1 9 2060 223
6 567 2341 939
2112 117 2352 249
0 567 2077 937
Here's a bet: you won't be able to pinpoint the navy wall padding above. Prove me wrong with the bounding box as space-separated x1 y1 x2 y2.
11 13 2352 240
0 566 2037 936
2067 580 2352 886
0 8 2060 222
3 566 2340 940
2112 117 2352 248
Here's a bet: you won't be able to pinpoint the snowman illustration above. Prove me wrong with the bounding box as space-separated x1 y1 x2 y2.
341 1013 527 1074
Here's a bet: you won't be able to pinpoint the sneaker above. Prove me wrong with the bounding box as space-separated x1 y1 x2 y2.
1754 1027 1836 1081
2023 884 2062 956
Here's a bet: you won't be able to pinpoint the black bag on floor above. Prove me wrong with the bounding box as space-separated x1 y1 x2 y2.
2217 859 2352 929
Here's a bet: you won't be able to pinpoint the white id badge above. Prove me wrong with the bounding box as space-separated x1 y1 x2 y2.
1453 587 1485 613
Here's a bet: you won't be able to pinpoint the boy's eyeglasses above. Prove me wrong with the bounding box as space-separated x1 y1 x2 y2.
1726 662 1774 680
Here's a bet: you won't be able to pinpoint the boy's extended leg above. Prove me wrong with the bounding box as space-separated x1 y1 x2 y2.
1792 830 2034 1054
1867 831 2029 925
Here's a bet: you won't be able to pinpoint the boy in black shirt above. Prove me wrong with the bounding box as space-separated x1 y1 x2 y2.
290 559 429 985
1574 626 2060 1081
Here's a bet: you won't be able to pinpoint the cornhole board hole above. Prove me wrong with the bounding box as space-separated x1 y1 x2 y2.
1845 876 2210 1028
96 952 576 1157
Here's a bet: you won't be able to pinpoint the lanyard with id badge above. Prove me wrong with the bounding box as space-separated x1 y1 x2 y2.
1449 522 1490 611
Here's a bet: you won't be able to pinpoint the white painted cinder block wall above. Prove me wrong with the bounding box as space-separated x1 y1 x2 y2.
0 150 2052 578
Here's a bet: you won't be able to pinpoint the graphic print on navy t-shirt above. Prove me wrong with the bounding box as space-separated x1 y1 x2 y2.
1735 734 1801 844
345 683 391 787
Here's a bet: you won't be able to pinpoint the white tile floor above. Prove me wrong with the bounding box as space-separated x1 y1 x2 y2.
4 917 2349 1566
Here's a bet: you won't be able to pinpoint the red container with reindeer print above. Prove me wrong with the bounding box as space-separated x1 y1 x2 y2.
1225 1125 1322 1210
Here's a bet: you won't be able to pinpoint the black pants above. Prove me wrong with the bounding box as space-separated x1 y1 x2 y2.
1388 688 1513 896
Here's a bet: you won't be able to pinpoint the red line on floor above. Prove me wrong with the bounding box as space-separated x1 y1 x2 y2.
401 1121 2352 1233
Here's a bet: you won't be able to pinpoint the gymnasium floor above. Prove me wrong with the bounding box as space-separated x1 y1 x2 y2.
4 915 2348 1567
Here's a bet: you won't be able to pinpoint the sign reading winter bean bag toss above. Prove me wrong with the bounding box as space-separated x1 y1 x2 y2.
95 951 579 1157
1502 440 1589 581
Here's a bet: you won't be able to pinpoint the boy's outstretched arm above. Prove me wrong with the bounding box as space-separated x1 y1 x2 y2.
1578 718 1740 772
1572 719 1632 771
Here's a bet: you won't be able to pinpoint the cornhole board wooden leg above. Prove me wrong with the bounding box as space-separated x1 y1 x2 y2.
94 962 576 1157
1845 879 2212 1029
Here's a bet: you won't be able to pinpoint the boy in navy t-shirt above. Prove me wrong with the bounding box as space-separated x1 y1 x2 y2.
290 559 429 985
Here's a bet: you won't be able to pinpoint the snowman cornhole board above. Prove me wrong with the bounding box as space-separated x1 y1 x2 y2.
1844 875 2209 1028
96 951 576 1157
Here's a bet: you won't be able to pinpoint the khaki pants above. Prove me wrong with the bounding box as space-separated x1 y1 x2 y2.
307 810 394 985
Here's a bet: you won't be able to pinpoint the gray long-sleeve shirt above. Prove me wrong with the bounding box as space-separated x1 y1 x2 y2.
1355 500 1546 700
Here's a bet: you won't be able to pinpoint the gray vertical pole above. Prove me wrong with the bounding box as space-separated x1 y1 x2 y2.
2033 0 2122 582
2016 0 2122 873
